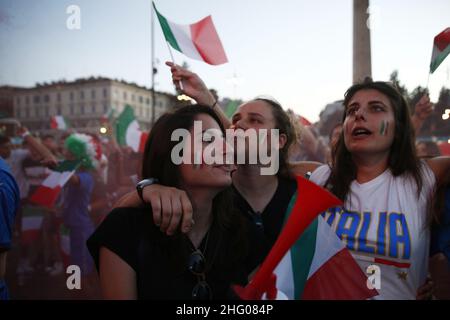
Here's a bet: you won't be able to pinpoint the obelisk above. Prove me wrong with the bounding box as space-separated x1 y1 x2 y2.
353 0 372 83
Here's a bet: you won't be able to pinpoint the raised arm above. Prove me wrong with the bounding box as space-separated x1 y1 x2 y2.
411 93 433 136
18 126 58 167
166 61 231 128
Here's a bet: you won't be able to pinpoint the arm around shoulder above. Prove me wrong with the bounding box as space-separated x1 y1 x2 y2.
289 161 323 178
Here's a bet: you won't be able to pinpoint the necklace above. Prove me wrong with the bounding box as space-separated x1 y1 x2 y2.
199 230 210 257
187 229 210 256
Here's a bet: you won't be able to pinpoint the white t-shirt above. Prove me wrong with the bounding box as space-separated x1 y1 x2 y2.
309 162 436 300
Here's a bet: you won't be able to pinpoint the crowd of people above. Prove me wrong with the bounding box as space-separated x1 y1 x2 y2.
0 126 140 298
1 62 450 300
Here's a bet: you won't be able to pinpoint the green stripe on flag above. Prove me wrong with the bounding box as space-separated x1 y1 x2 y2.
153 2 181 52
282 193 318 299
430 45 450 74
54 160 81 173
22 205 45 217
115 105 135 146
224 100 239 118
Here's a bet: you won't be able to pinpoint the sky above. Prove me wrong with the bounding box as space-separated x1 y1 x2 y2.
0 0 449 122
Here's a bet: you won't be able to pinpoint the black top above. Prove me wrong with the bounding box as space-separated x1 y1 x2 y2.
233 176 297 247
87 206 268 300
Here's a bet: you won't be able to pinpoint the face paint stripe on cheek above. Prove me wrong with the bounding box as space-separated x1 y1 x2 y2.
379 120 389 136
379 120 385 136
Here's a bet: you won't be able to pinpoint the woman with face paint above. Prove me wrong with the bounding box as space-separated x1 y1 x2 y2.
87 105 268 299
309 79 450 299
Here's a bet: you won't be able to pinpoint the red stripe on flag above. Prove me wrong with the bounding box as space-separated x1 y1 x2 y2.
139 131 149 153
302 249 378 300
374 258 411 269
435 27 450 52
21 230 41 246
190 16 228 65
29 185 62 208
50 117 58 129
233 176 343 300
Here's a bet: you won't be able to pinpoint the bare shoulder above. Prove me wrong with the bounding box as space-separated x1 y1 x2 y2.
288 161 323 177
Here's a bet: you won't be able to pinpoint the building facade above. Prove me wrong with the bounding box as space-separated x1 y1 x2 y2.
12 77 178 134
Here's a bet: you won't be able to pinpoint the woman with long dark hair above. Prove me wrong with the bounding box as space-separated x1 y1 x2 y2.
87 105 267 299
114 63 319 249
309 79 450 299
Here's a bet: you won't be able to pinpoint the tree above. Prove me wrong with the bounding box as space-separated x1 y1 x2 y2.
389 70 408 98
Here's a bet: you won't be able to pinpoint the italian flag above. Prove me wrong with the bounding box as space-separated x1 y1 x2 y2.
101 108 115 123
59 224 71 268
153 2 228 65
51 115 69 130
29 160 80 208
224 100 239 119
233 176 378 300
274 214 378 299
21 205 44 246
430 27 450 74
115 105 148 153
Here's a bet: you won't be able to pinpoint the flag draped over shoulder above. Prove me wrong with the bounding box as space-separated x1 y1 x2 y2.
233 176 379 300
153 2 228 65
29 160 80 208
115 105 148 153
430 27 450 74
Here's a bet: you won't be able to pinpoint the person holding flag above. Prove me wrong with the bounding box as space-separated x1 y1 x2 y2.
113 64 378 299
88 105 268 299
308 79 450 299
60 133 98 296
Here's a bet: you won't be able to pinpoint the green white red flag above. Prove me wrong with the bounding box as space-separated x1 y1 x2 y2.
29 160 80 208
233 176 378 300
115 105 148 153
430 27 450 74
153 2 228 65
50 116 70 130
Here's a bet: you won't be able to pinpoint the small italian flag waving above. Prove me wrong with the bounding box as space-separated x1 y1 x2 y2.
430 27 450 74
115 105 148 153
153 2 228 65
20 205 44 246
233 176 379 300
50 115 70 130
29 160 80 208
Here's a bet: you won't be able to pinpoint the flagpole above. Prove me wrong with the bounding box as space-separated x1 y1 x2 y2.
425 72 431 92
151 3 156 126
165 41 184 91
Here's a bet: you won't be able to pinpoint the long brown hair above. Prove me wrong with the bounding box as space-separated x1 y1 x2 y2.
327 79 423 201
141 104 248 271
